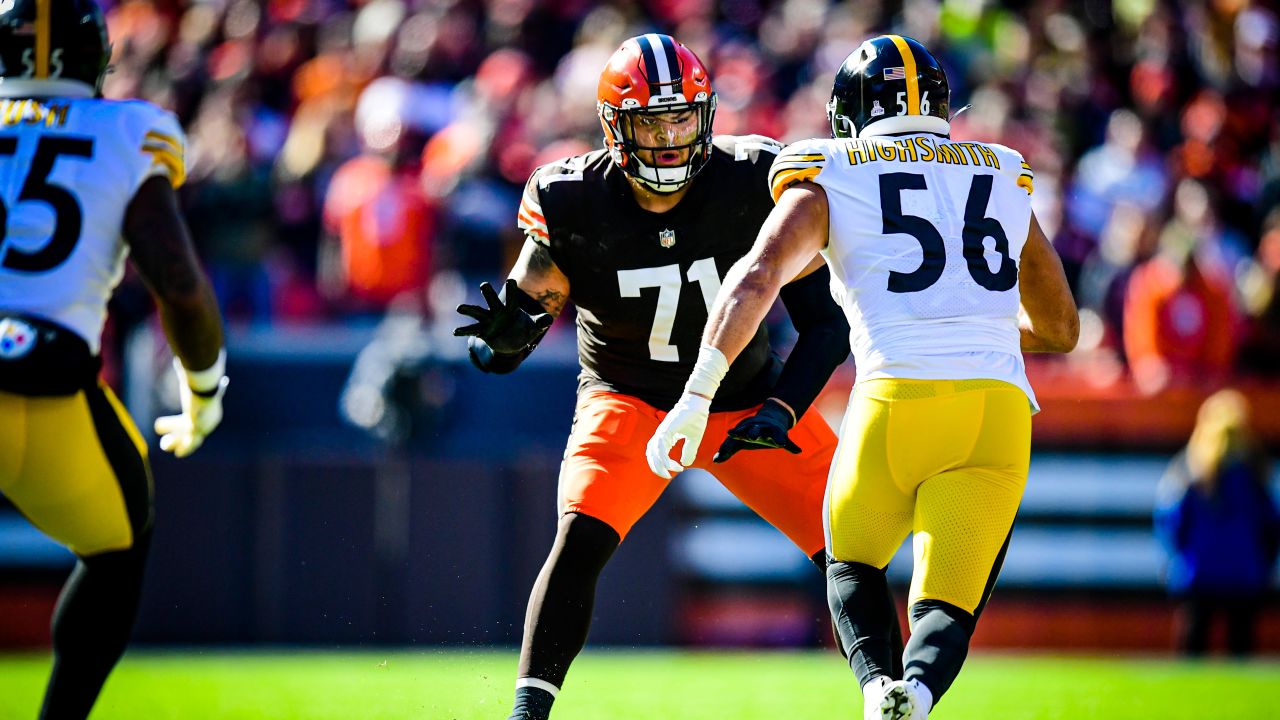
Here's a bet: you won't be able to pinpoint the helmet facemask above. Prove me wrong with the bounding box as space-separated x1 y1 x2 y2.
600 93 716 194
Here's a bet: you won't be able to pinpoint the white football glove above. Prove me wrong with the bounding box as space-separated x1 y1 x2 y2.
155 352 229 458
645 345 731 479
646 393 712 479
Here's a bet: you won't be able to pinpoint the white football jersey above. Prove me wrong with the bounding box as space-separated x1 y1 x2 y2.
770 133 1039 410
0 96 186 354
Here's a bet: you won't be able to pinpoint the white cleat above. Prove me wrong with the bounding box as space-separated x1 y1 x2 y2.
878 679 930 720
862 676 892 720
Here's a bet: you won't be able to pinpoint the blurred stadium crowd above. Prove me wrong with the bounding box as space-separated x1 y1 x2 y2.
99 0 1280 390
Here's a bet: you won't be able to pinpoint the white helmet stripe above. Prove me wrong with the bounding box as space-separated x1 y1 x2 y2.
641 33 674 89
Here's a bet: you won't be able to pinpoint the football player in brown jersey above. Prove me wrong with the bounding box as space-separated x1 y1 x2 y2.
456 34 882 720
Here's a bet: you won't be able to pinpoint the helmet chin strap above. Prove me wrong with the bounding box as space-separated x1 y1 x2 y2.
631 157 693 193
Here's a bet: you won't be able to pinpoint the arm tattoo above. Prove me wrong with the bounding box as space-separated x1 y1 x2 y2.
533 288 567 317
524 244 568 316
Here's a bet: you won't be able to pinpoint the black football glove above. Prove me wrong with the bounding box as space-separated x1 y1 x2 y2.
713 399 802 463
454 279 553 354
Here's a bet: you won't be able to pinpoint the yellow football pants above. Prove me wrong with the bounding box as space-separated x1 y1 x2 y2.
0 383 152 557
825 378 1031 614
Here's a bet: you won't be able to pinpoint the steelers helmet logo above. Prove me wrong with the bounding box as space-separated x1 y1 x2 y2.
0 318 37 359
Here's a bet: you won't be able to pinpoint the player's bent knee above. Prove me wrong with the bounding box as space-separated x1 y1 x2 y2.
550 513 621 576
559 511 621 544
909 599 976 636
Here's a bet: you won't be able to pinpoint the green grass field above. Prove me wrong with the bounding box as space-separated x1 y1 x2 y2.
1 649 1278 719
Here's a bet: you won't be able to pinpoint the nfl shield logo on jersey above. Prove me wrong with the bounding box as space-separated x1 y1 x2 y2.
659 229 676 248
0 318 37 360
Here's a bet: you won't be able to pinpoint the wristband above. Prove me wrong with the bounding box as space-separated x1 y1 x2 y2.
684 345 730 399
177 349 227 394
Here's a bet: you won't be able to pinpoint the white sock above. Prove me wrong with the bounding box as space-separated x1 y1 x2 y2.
907 678 933 716
862 676 892 718
515 677 559 697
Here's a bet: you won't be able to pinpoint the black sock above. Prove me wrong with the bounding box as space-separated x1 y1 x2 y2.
826 560 904 687
513 513 618 717
903 599 976 705
40 533 151 720
509 685 556 720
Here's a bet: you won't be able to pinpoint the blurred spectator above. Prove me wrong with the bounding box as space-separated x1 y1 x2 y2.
320 79 439 314
1238 208 1280 374
92 0 1280 387
1064 110 1168 270
1123 180 1242 394
1076 202 1159 360
184 83 278 323
1155 389 1279 657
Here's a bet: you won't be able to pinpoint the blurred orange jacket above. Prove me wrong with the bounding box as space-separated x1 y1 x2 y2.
1123 255 1238 378
324 155 435 306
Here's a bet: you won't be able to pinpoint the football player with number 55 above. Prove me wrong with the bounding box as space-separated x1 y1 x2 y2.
0 1 227 717
455 35 871 720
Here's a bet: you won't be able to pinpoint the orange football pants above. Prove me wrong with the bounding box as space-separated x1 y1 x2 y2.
558 389 834 555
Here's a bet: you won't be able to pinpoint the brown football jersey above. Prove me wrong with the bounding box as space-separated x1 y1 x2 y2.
518 135 786 411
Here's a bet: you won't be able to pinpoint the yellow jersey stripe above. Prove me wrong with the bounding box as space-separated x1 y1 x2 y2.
1016 175 1033 195
887 35 919 116
768 162 819 189
35 0 51 79
777 153 825 162
143 146 186 188
142 140 184 162
770 166 822 203
144 131 183 154
769 158 825 174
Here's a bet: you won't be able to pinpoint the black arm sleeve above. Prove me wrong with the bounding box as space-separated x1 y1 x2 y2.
467 281 553 375
770 265 851 419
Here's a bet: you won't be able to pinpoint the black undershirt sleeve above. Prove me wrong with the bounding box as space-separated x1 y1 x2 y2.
770 265 851 419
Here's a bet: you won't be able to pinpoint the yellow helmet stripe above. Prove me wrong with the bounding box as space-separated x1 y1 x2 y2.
35 0 51 79
886 35 919 115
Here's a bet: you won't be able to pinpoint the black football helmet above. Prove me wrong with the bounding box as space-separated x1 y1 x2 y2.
827 35 950 139
0 0 110 98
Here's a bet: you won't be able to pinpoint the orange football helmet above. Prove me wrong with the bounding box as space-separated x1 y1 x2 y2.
597 34 717 192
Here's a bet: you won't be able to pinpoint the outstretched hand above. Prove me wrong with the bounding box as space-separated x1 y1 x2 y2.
713 399 801 463
454 279 553 354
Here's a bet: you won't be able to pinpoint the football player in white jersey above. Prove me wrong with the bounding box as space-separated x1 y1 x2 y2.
647 35 1078 720
0 0 226 717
